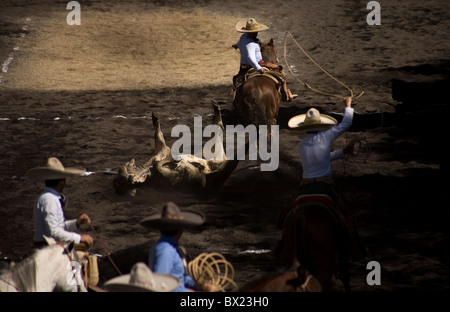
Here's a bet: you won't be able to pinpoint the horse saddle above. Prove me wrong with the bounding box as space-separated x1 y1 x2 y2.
232 65 286 102
76 251 100 288
245 67 285 88
278 193 342 229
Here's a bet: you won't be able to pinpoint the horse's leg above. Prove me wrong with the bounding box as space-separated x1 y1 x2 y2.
243 84 268 126
313 263 335 292
340 261 351 292
337 229 352 292
265 88 280 126
258 80 279 144
298 208 337 292
267 94 279 143
305 239 336 292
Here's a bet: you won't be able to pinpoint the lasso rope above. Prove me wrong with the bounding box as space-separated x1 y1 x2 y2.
187 252 238 292
283 31 364 100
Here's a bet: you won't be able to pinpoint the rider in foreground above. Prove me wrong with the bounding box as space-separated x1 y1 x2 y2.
27 157 94 249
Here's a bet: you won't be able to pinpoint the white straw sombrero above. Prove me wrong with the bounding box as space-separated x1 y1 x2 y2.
236 18 270 33
27 157 86 180
288 108 338 133
103 262 180 292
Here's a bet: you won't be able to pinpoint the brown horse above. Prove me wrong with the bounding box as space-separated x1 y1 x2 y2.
277 193 351 292
241 265 322 292
233 39 281 129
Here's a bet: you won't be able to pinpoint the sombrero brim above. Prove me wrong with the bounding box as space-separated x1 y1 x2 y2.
236 18 270 33
140 210 205 230
288 113 338 132
103 273 180 292
27 167 86 180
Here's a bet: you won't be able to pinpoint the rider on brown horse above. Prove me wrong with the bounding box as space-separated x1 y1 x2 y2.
232 18 297 102
287 97 366 260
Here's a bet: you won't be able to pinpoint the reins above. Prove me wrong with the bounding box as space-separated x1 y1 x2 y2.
59 242 83 292
283 31 364 100
88 223 123 276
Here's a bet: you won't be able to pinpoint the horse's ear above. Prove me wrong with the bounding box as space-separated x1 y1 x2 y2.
68 241 75 252
43 235 57 246
63 241 75 254
269 38 274 46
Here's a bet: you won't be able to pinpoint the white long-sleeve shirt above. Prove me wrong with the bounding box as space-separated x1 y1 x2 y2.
297 107 354 179
33 187 81 244
235 33 263 72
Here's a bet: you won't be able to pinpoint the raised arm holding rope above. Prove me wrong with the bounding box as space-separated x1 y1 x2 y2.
288 98 366 259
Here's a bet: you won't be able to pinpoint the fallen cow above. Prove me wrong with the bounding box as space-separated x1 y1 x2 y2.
114 102 238 195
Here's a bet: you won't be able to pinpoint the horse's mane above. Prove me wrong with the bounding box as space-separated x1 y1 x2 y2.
8 251 37 292
8 244 69 292
260 39 278 64
2 244 82 292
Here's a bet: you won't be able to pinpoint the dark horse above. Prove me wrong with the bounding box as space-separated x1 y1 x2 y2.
277 193 351 292
233 39 281 130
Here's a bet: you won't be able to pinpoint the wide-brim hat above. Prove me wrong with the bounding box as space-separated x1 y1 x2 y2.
103 262 179 292
140 202 205 230
288 108 338 133
236 18 270 33
27 157 86 180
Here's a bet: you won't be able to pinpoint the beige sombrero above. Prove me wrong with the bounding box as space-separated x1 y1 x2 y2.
27 157 86 180
288 108 338 133
236 18 270 33
140 202 205 230
103 262 180 292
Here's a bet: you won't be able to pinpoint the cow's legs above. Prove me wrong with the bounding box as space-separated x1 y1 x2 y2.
143 112 171 167
211 101 226 161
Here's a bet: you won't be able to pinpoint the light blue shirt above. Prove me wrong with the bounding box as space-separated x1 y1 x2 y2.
148 235 197 292
235 33 263 71
298 107 354 179
33 187 81 243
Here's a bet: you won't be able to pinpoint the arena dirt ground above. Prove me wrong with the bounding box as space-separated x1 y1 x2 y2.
0 0 449 296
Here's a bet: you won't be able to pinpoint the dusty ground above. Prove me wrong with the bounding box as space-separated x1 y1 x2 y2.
0 0 449 293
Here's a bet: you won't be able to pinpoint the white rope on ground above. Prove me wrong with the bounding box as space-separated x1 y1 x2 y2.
283 31 364 100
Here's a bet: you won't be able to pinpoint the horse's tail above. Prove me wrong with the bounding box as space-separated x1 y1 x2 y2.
295 209 314 271
243 86 268 126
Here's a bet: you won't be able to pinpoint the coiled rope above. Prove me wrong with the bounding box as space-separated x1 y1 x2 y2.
283 31 364 100
187 252 238 292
